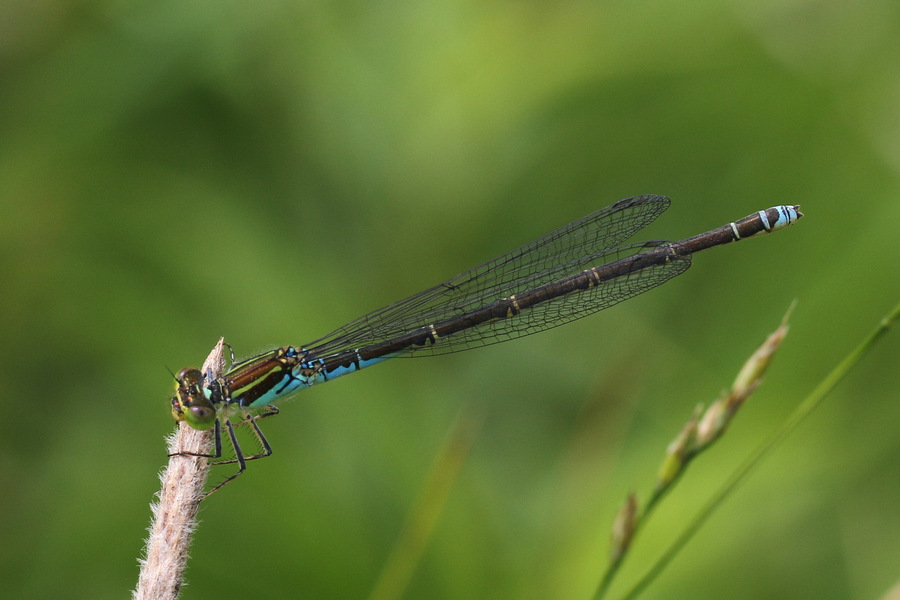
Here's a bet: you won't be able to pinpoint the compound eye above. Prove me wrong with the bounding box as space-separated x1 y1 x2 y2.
175 367 203 390
186 404 216 430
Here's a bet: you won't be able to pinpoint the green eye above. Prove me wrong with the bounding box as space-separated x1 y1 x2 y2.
184 404 217 429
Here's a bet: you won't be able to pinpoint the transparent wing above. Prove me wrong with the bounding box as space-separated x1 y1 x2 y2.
305 195 688 358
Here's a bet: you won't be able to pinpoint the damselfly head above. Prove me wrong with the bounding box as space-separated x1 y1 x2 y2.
170 367 217 429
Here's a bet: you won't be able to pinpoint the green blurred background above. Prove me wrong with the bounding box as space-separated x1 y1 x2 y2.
2 1 899 599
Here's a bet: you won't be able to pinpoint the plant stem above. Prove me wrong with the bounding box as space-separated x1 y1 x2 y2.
133 339 225 600
133 424 212 600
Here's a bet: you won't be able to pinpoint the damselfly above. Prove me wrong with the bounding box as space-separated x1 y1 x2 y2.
170 195 802 495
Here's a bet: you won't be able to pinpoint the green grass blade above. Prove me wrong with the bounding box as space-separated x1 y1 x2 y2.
618 301 900 600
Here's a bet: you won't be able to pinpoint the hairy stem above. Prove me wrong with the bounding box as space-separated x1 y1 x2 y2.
133 339 225 599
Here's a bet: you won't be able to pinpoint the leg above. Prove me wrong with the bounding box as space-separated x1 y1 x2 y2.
168 418 224 460
201 406 280 499
208 405 279 465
